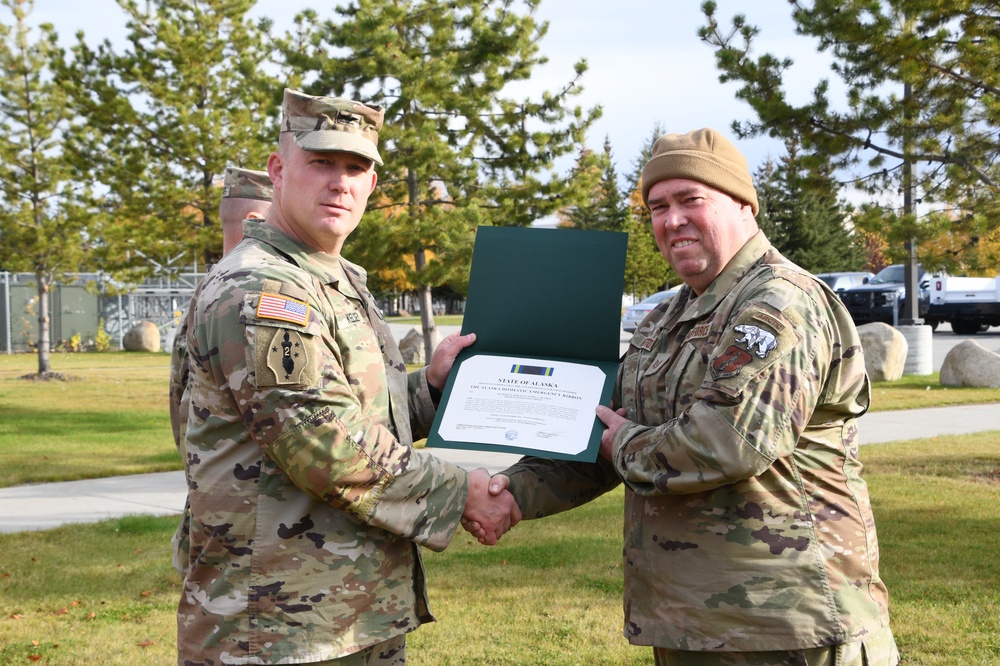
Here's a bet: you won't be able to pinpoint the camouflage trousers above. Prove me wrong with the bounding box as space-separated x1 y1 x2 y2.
310 636 406 666
653 627 899 666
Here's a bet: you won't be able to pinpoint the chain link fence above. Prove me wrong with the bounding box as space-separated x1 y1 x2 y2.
1 271 204 354
2 271 464 354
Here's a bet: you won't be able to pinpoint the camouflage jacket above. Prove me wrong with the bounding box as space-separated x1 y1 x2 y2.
176 221 469 665
168 295 194 578
503 233 893 652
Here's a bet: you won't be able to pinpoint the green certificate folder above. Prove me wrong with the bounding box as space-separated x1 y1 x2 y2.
425 225 627 462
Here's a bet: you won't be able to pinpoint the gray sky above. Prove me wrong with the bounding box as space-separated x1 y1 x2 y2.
33 0 836 182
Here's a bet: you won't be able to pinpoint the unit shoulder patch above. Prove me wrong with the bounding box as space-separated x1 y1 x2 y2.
254 326 318 387
733 323 778 359
711 345 753 380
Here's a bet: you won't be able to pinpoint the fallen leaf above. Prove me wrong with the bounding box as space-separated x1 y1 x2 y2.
28 656 41 662
56 607 69 615
85 612 96 620
10 614 23 620
71 601 81 607
134 549 144 555
1 572 10 578
140 591 151 597
137 640 155 648
31 640 39 646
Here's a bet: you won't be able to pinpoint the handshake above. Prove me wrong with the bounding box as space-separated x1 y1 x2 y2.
461 469 519 546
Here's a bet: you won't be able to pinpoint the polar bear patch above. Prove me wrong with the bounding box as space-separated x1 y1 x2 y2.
734 324 777 359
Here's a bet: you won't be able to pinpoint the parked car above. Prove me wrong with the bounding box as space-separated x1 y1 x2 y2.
928 275 1000 335
621 288 680 332
815 271 874 294
840 264 934 326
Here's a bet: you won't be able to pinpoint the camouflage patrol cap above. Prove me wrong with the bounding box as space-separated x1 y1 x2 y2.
280 88 384 166
222 167 273 201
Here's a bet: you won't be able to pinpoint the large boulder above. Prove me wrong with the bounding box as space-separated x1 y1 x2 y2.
857 322 908 381
940 340 1000 388
397 328 441 365
398 328 422 364
123 321 161 353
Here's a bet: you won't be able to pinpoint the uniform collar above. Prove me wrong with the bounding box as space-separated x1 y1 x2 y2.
242 220 367 297
676 231 773 322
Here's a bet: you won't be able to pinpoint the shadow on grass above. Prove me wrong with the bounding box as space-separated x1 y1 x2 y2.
0 406 178 486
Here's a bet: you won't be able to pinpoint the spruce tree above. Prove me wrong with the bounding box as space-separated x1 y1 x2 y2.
623 124 675 300
755 140 865 273
564 137 629 233
63 0 279 277
700 0 1000 276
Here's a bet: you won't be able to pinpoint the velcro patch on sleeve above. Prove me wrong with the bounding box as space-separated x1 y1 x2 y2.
254 326 319 388
257 292 310 326
707 303 803 388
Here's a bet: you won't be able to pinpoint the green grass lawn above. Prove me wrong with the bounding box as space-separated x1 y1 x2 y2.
0 349 998 663
389 314 465 327
2 351 999 487
0 353 175 487
0 434 997 664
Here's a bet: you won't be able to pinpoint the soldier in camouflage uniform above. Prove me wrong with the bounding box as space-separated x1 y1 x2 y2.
169 167 273 578
176 89 520 665
479 129 899 665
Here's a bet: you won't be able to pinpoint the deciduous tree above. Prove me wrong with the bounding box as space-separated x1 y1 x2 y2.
0 0 95 377
64 0 279 277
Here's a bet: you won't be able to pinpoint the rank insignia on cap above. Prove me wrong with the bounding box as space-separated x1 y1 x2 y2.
257 292 310 326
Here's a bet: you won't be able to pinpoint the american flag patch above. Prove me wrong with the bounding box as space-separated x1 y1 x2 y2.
257 292 310 325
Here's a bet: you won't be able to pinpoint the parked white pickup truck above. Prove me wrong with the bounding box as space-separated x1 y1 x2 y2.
927 275 1000 334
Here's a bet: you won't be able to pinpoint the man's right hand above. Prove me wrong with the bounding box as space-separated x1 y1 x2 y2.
462 469 520 546
461 474 512 543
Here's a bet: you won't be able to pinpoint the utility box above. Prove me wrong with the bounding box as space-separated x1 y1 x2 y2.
52 284 100 348
1 277 39 353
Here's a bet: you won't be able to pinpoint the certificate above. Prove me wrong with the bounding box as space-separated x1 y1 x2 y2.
425 226 627 462
436 355 608 457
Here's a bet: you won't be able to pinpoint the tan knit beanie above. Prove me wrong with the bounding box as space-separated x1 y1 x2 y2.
641 128 759 216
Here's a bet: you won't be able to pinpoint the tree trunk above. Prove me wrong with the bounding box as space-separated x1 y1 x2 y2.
414 249 437 362
36 272 52 375
407 168 438 363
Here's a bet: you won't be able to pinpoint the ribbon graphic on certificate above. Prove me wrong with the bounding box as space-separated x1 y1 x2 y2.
426 226 627 462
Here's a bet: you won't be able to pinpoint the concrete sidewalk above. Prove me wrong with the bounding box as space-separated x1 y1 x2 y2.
2 404 998 534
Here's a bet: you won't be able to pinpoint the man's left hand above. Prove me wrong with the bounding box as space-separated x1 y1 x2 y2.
595 405 629 461
426 332 477 390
